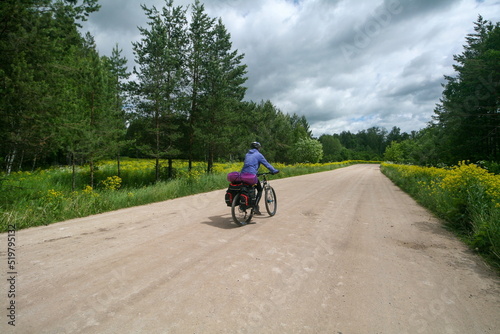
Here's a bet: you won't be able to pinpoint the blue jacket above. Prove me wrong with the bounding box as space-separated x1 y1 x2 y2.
241 149 278 175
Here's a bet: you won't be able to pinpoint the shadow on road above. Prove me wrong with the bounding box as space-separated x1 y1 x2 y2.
201 215 240 229
201 213 272 229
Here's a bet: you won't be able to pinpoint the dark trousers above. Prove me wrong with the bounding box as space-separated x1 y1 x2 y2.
255 179 263 207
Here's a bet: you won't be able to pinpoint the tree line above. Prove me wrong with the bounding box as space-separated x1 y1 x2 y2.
1 0 125 187
318 126 410 162
0 0 319 185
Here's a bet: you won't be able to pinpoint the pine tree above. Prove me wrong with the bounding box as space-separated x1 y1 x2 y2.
102 45 131 177
132 0 188 182
434 16 500 162
186 0 215 170
67 34 117 187
200 18 247 173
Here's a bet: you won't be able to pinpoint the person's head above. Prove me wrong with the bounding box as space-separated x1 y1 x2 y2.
250 142 261 150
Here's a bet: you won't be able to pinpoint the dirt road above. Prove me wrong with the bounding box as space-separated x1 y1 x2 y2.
1 164 499 333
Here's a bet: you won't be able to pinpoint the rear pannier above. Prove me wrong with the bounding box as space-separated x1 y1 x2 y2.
225 183 242 207
239 185 256 208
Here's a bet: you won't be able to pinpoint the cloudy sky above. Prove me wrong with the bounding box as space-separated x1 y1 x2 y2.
81 0 500 136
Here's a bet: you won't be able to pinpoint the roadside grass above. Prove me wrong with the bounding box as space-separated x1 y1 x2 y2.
0 159 377 232
381 161 500 269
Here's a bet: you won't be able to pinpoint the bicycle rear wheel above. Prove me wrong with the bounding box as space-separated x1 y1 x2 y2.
231 193 253 226
264 186 277 216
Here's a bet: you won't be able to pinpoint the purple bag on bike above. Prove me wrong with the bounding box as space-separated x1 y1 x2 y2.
241 173 258 185
226 172 257 185
226 172 241 183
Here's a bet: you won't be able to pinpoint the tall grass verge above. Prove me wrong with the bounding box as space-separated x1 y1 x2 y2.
381 162 500 268
1 160 377 232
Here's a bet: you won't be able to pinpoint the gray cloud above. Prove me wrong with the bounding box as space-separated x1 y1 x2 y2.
81 0 500 136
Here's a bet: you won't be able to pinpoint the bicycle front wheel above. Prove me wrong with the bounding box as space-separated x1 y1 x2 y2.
264 186 277 216
231 193 253 226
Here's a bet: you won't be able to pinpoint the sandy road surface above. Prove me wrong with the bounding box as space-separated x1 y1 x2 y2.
1 164 499 333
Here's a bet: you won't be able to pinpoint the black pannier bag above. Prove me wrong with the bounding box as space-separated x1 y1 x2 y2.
225 183 242 206
239 185 256 208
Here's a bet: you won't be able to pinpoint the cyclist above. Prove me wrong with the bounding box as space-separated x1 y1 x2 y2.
241 142 279 214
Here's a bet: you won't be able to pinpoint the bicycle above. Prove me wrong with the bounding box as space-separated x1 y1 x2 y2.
231 172 277 226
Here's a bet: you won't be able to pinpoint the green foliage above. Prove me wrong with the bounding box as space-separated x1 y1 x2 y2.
131 1 189 181
129 0 251 174
383 141 404 162
433 15 500 163
237 100 315 164
0 0 125 184
196 16 248 173
319 126 407 162
319 135 343 161
290 138 324 163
